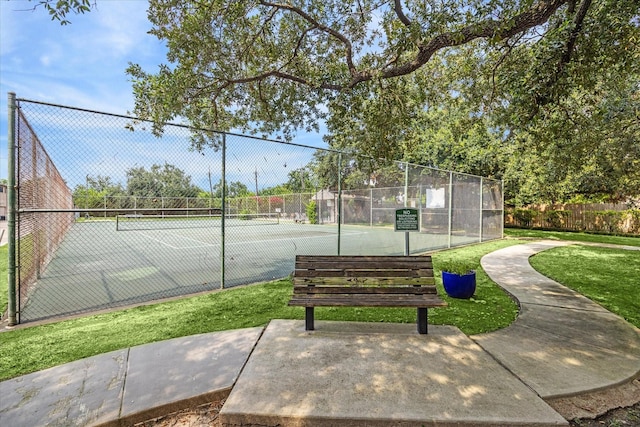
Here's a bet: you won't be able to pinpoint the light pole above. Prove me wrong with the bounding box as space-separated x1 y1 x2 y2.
85 174 89 219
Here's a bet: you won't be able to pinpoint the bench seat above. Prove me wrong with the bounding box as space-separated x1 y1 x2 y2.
289 255 447 334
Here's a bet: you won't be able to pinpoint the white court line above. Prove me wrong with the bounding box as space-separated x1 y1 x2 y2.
131 229 369 250
132 229 226 249
132 230 191 249
225 230 369 247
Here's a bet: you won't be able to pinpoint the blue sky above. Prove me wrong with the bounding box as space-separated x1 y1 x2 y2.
0 0 327 187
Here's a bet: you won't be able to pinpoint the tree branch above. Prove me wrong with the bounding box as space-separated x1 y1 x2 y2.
376 0 568 83
219 1 570 93
238 7 279 62
394 0 412 27
490 35 523 104
560 0 592 69
534 0 592 108
259 1 357 76
223 69 341 91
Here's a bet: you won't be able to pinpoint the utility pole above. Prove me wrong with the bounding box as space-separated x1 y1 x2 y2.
254 167 259 214
208 166 214 214
254 167 259 196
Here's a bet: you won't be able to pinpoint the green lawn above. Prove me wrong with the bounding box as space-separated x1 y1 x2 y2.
504 228 640 247
0 245 7 314
1 229 638 382
0 239 521 380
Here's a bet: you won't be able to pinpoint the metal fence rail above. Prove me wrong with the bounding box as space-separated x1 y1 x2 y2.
6 94 503 325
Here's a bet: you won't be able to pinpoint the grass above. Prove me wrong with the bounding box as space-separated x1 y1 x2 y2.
1 229 638 382
0 239 522 381
504 228 640 247
0 245 7 314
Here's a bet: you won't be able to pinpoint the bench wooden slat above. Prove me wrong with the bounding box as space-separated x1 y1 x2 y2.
289 296 447 307
292 286 438 294
294 277 435 286
295 260 433 269
296 255 432 261
294 269 434 278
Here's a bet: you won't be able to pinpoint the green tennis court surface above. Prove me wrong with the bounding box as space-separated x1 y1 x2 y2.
19 220 468 323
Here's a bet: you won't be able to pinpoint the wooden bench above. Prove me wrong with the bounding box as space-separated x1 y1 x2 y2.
288 255 447 334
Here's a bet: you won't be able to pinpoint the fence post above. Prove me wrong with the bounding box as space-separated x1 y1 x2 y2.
447 172 453 248
7 93 18 325
418 183 423 231
33 133 42 278
404 162 410 256
337 152 342 255
501 180 505 239
479 177 483 243
370 187 373 227
221 133 226 289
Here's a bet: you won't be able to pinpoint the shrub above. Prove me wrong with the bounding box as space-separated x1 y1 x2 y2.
513 209 537 228
306 201 318 224
590 210 624 233
543 210 570 229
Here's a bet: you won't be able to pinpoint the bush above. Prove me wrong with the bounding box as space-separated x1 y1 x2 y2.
543 210 570 229
306 201 318 224
588 210 624 233
513 209 537 227
627 210 640 234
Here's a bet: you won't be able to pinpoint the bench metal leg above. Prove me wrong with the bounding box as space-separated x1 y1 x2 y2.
305 307 315 331
417 308 428 334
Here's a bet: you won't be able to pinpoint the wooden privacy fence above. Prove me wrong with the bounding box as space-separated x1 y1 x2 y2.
505 203 640 235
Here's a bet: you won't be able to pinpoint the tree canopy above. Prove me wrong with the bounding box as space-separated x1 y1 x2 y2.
126 0 600 139
33 0 640 204
126 163 201 198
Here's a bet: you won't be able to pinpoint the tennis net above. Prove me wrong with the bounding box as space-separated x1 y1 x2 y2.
116 213 280 231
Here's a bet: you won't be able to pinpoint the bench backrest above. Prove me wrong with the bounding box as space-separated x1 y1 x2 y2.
294 255 435 289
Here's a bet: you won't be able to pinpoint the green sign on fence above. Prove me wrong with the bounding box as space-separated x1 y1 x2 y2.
395 208 419 232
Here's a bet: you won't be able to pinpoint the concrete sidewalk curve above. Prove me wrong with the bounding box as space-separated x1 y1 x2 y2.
475 241 640 399
0 240 638 426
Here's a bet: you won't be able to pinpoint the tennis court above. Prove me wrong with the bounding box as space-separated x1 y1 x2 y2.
19 218 460 322
9 97 503 324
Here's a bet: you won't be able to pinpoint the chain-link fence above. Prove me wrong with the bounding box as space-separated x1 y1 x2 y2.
6 95 503 324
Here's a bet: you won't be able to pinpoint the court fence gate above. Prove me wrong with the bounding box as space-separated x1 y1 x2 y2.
5 93 503 325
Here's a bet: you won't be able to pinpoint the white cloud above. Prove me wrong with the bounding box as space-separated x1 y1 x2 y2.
39 55 52 67
0 1 159 111
0 0 326 184
92 1 153 57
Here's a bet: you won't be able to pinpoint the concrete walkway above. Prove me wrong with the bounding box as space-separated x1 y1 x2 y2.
476 241 640 399
1 241 639 426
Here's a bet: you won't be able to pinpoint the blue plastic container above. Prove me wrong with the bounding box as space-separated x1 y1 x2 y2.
442 271 476 299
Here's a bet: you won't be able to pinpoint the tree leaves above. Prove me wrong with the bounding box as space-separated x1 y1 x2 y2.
36 0 640 204
125 1 574 138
